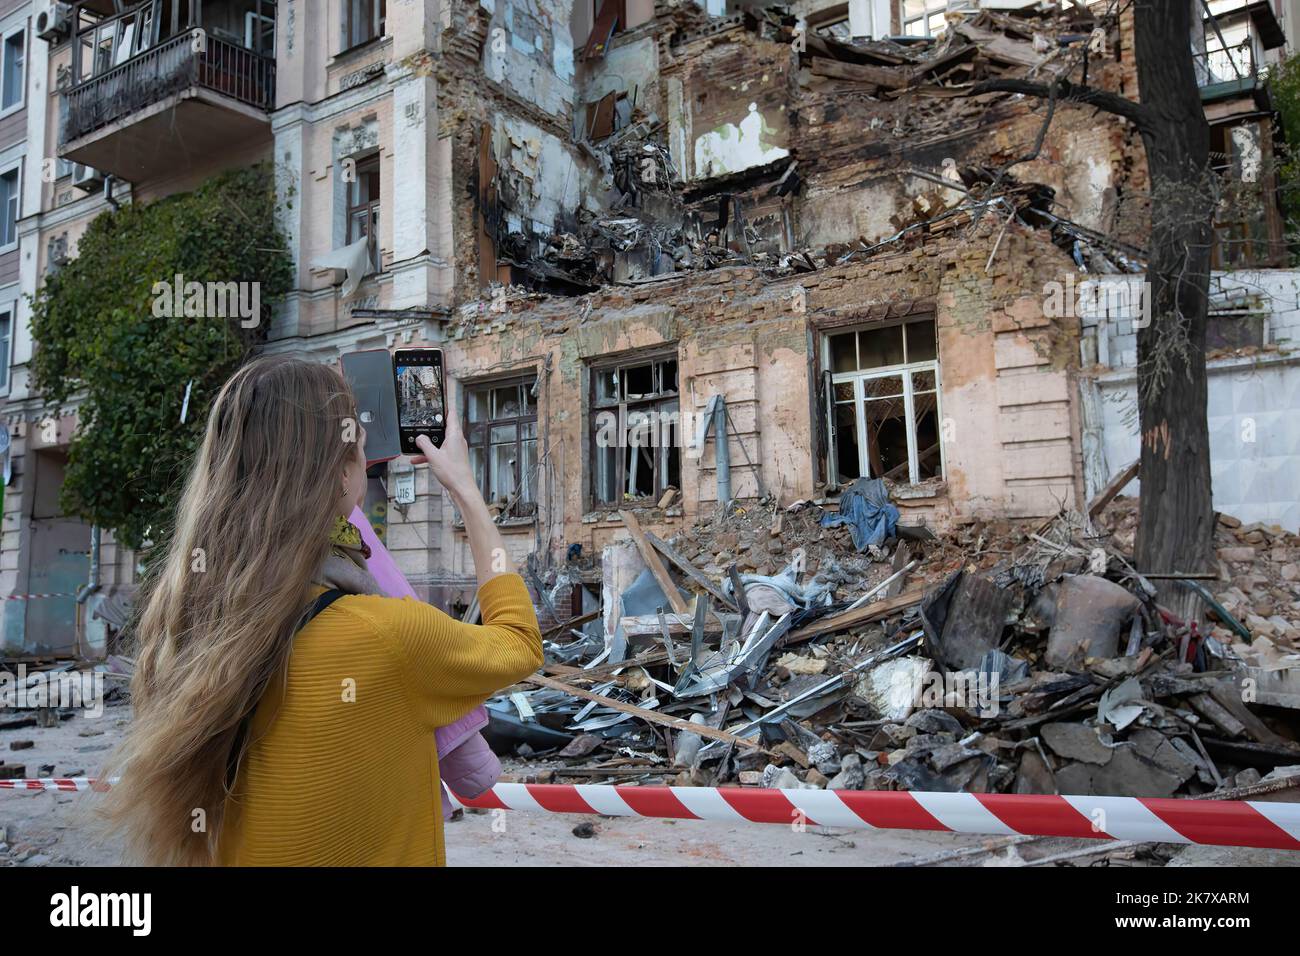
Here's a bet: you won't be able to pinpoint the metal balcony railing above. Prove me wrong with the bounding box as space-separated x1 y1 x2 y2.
61 32 276 146
1193 39 1257 96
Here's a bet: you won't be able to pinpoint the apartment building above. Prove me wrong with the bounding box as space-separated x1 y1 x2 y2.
0 0 1295 657
0 0 33 653
1 0 277 657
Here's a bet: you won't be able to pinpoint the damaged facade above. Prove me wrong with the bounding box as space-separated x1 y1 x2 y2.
0 0 1295 715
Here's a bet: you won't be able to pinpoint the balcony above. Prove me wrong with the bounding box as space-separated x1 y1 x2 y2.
1194 1 1285 107
1194 39 1259 103
59 6 276 183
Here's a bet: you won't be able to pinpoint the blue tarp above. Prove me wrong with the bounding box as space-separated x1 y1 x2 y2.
820 477 899 550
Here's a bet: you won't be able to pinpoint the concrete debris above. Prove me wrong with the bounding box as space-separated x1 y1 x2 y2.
479 2 1141 297
490 491 1300 801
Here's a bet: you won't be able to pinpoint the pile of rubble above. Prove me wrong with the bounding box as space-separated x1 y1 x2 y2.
492 480 1300 802
500 3 1134 294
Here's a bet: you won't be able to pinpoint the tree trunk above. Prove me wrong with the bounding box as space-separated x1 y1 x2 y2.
1132 0 1216 620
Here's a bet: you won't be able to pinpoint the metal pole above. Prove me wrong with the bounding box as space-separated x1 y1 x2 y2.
713 397 730 505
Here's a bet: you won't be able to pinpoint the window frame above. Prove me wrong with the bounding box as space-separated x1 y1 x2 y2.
464 374 540 518
0 21 26 119
346 152 382 274
823 317 944 486
900 0 971 38
342 0 387 54
0 300 14 395
0 160 21 255
588 351 680 508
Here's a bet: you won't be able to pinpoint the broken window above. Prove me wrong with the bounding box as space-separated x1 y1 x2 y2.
826 317 942 486
344 0 386 51
901 0 969 37
590 354 680 506
1206 308 1266 351
467 377 539 517
1210 119 1277 268
347 153 382 273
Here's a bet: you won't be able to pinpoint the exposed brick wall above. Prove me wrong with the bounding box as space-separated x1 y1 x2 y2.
440 218 1084 571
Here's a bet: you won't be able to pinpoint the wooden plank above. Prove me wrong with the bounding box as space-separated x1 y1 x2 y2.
619 510 692 614
728 565 750 618
886 543 912 599
541 608 600 641
1188 693 1247 739
522 673 769 752
644 531 740 612
540 650 669 682
951 22 1043 68
784 590 926 645
809 56 910 89
1087 459 1139 518
619 613 726 635
1207 680 1294 748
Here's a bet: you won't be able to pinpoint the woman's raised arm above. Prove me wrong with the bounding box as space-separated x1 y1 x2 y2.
412 390 515 588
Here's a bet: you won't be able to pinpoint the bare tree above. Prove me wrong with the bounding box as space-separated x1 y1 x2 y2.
970 0 1214 618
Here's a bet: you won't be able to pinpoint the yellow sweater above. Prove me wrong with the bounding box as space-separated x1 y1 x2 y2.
217 573 542 866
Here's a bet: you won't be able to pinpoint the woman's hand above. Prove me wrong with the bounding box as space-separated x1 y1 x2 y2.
410 390 476 502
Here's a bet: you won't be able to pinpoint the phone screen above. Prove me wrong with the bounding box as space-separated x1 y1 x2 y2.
394 349 445 453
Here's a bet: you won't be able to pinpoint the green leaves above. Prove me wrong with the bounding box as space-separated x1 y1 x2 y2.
1267 55 1300 260
29 164 293 551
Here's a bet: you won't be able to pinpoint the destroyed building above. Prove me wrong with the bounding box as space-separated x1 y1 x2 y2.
0 1 1298 817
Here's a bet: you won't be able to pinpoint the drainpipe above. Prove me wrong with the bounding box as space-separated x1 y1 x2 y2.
76 525 101 604
713 397 731 506
103 176 120 210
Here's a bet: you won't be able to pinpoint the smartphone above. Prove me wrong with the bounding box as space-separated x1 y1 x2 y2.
393 348 446 454
339 349 401 465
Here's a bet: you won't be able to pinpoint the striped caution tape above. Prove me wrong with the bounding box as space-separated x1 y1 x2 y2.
0 593 76 601
451 783 1300 851
0 778 107 792
8 779 1299 851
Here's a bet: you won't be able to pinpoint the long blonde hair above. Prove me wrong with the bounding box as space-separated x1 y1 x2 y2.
100 357 359 865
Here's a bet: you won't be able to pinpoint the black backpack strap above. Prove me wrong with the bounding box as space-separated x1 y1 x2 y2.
298 587 348 630
226 588 350 788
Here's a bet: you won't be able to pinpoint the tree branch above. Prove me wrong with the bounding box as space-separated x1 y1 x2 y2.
966 77 1153 133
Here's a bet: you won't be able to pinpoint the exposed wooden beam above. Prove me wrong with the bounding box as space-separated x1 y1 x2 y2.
618 509 692 614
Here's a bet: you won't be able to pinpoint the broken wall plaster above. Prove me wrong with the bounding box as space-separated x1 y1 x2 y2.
482 0 578 114
694 102 791 180
581 33 659 107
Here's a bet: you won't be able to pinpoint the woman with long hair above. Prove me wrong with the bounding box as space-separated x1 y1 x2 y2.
98 357 542 865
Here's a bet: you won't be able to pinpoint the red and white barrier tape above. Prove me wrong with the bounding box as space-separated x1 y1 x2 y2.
452 783 1300 851
0 593 75 602
0 778 104 792
7 778 1298 851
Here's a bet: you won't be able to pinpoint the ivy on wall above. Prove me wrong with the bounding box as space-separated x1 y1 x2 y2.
29 164 294 552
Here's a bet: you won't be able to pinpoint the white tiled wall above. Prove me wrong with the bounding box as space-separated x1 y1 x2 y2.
1079 271 1300 531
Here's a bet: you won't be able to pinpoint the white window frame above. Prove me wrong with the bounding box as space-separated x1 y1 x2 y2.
823 321 945 486
0 300 14 396
0 20 27 119
899 0 971 38
0 159 20 255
